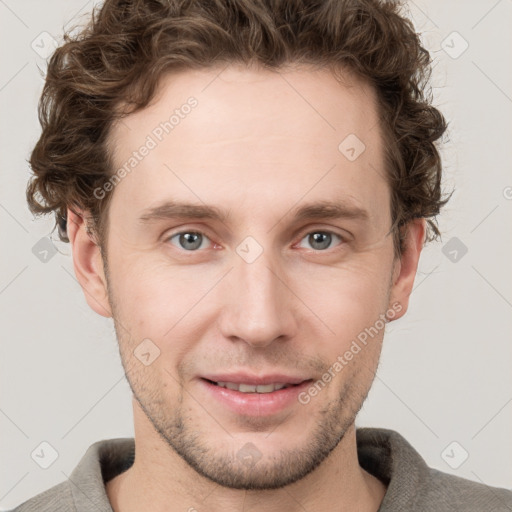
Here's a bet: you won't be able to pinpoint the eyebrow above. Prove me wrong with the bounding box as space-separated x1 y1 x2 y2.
138 199 369 225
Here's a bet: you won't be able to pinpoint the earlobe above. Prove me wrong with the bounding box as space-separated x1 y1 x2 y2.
388 218 426 321
66 207 112 318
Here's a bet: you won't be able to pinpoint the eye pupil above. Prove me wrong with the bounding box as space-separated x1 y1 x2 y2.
180 232 202 250
309 232 331 250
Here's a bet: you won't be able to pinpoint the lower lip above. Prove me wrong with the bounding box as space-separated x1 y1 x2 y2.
199 379 313 417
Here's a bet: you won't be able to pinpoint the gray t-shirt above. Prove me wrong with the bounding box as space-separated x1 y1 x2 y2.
10 427 512 511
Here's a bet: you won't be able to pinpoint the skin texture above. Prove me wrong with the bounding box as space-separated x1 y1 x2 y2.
67 63 425 512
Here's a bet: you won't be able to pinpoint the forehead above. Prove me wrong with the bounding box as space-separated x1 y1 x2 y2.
107 64 388 227
111 63 382 150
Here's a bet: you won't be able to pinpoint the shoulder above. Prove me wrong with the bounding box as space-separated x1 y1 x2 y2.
356 427 512 511
9 481 75 512
9 437 134 512
417 467 512 511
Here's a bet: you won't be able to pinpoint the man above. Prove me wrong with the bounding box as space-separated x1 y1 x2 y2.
13 0 512 511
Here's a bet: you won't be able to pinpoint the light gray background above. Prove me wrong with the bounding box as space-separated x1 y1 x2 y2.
1 0 511 509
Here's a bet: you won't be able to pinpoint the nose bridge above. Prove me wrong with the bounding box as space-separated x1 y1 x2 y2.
219 237 295 347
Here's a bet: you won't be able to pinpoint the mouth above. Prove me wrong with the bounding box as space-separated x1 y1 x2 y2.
199 377 314 417
203 379 301 393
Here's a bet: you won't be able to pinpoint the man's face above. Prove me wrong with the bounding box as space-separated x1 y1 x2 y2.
85 64 412 489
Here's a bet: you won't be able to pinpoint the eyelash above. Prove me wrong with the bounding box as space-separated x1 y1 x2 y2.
164 228 346 253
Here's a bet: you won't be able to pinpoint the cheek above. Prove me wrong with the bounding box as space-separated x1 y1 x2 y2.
108 255 221 342
293 260 392 352
298 257 392 311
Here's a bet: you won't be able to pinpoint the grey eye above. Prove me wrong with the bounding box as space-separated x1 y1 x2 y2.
168 232 209 251
298 231 342 251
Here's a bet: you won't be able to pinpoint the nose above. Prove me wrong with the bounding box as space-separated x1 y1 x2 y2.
218 246 298 348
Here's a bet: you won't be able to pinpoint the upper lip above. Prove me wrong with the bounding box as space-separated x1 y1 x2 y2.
201 373 311 386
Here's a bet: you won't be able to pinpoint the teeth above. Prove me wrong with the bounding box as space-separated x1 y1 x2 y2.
216 382 289 393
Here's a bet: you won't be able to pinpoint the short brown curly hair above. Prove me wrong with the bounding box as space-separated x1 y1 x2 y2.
27 0 450 257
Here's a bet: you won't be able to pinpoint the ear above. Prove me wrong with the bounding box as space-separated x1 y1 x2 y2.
387 218 426 321
66 207 112 318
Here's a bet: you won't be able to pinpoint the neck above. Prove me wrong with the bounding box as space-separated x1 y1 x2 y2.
106 403 386 512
